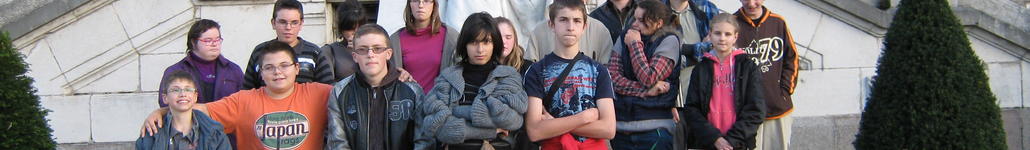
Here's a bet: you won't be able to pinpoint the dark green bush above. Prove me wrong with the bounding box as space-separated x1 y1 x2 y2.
0 31 56 149
854 0 1007 149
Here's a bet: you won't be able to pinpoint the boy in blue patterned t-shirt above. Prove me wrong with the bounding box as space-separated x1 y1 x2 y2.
523 0 617 149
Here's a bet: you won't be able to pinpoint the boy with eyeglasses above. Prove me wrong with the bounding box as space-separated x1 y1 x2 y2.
142 41 333 150
137 70 232 150
242 0 334 90
326 24 426 150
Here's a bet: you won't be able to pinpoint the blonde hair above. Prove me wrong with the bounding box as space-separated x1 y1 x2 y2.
709 13 740 33
494 17 526 70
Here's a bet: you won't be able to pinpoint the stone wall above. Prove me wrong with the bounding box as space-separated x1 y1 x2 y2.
14 0 329 144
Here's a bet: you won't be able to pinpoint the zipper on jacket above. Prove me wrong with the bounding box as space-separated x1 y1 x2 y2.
735 57 745 114
365 87 372 149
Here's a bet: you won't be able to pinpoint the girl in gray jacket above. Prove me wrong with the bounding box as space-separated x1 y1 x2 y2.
417 12 529 150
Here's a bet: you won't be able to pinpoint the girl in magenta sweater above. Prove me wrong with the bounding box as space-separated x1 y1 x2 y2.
388 0 460 93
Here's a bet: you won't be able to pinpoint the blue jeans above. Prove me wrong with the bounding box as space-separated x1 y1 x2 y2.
611 129 673 150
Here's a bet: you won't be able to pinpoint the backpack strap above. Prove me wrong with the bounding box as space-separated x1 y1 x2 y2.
542 53 583 115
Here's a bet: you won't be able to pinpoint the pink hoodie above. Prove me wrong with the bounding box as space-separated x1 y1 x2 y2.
703 48 746 134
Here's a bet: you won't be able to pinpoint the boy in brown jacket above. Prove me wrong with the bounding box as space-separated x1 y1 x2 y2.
734 0 800 149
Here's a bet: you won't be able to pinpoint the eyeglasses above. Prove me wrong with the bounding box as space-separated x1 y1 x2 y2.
275 20 302 28
409 0 434 5
166 88 197 94
198 37 223 44
261 63 296 73
354 47 390 55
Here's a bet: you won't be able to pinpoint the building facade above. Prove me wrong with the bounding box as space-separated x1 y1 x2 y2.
2 0 1028 149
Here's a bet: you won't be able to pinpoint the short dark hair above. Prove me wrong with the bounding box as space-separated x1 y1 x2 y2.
335 0 367 38
257 41 298 72
186 19 220 53
353 24 390 45
456 12 504 66
161 70 198 94
272 0 304 20
548 0 587 23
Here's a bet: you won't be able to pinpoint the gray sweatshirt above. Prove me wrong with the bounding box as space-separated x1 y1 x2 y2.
417 65 529 144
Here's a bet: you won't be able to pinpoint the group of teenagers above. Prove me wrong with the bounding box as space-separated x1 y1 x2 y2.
135 0 799 149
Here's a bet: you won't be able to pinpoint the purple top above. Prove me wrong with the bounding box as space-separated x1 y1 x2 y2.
158 53 244 107
190 53 217 84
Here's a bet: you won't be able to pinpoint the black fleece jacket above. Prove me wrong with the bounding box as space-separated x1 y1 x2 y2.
680 54 766 150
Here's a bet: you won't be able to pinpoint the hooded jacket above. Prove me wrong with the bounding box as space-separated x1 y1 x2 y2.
326 68 425 150
135 110 231 150
681 49 766 149
734 7 799 119
417 65 528 146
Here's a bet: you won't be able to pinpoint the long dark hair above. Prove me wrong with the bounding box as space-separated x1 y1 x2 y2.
456 12 504 66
